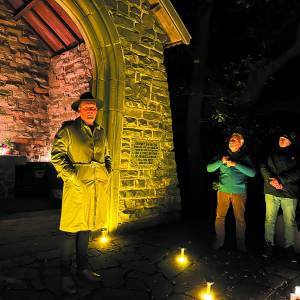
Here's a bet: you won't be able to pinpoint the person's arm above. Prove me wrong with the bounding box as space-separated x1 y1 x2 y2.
207 157 222 172
260 156 283 189
234 157 256 177
104 134 112 173
260 161 272 182
51 126 77 182
279 163 300 184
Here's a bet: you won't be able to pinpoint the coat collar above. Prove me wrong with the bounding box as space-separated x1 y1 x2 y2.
227 148 245 158
75 117 102 130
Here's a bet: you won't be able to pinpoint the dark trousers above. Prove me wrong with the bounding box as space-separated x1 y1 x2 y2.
60 231 90 276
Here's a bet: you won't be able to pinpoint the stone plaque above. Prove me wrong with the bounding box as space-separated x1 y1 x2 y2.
131 140 160 168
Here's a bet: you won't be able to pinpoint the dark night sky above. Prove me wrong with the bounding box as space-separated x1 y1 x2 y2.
166 0 300 126
164 0 300 216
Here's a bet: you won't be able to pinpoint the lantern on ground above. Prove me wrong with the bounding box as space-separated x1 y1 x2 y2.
99 228 109 244
176 247 187 264
201 282 214 300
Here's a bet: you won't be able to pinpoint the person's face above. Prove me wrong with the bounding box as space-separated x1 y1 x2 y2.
279 136 291 148
228 135 243 152
78 101 98 125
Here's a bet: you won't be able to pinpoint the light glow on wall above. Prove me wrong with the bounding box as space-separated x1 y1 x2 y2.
290 286 300 300
1 146 10 155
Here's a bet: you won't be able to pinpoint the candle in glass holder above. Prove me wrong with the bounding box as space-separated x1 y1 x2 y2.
201 282 214 300
99 228 109 244
177 247 187 264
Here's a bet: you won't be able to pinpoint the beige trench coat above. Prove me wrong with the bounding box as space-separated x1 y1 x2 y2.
51 117 110 233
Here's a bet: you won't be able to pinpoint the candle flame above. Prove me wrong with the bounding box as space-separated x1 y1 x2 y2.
99 229 109 244
200 282 214 300
202 293 213 300
176 248 187 264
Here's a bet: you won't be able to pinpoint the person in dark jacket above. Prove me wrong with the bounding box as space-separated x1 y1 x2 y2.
260 132 300 262
207 133 256 252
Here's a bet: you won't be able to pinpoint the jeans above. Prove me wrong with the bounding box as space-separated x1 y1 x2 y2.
60 231 90 276
264 194 297 248
215 191 246 247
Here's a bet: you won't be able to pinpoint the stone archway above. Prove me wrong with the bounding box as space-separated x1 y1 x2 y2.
56 0 125 232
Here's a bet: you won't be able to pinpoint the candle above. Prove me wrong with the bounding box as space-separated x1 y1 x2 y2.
177 247 187 264
201 282 214 300
99 228 109 244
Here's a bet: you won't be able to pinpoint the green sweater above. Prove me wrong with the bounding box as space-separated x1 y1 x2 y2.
207 150 256 194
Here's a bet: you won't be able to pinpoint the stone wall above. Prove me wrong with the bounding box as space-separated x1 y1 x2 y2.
48 44 93 143
0 0 181 229
102 0 181 229
0 1 93 161
0 1 51 161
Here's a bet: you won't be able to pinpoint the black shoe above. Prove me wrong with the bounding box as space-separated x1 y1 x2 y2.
78 269 102 282
285 246 297 263
262 242 273 258
62 276 77 294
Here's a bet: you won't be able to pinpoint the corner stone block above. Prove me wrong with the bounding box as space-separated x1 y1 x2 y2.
142 13 154 28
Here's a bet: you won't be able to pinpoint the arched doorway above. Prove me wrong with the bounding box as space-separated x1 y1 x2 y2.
56 0 125 231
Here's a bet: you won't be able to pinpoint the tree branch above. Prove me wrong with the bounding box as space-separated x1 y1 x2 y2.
239 22 300 108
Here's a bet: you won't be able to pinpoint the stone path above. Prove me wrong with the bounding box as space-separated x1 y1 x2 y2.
0 210 300 299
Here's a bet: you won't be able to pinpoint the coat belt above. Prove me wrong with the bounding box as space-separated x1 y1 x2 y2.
73 161 105 167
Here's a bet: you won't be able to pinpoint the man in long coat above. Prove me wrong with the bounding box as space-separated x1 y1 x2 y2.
51 92 111 294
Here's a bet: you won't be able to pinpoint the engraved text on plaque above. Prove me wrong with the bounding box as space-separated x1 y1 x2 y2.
131 140 160 168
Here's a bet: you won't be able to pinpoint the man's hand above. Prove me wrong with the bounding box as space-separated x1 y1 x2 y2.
269 178 283 190
222 156 236 167
226 160 236 167
221 156 229 164
105 156 112 174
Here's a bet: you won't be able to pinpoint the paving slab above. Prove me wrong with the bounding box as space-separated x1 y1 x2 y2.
1 210 300 299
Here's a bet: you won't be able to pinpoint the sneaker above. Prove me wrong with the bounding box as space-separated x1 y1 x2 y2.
62 276 77 295
262 242 273 258
285 246 297 263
